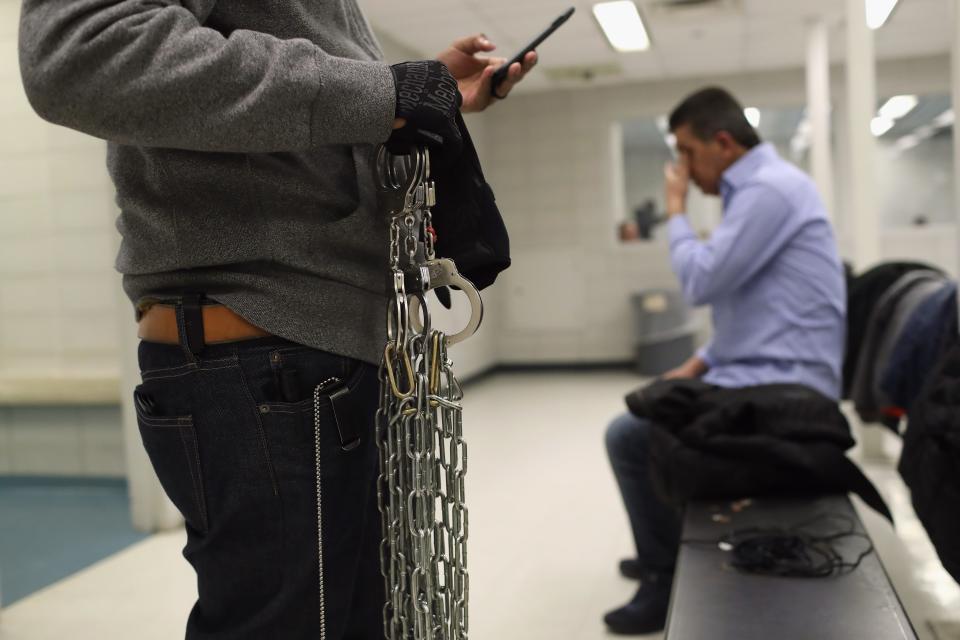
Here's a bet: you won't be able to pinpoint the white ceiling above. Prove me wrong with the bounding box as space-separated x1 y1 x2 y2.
360 0 953 93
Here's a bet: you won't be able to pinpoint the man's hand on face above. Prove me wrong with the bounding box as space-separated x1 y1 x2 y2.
436 34 538 112
664 160 690 217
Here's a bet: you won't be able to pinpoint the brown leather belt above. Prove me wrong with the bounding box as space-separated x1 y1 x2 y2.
138 304 271 345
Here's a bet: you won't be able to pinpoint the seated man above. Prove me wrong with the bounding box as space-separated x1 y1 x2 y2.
604 87 846 635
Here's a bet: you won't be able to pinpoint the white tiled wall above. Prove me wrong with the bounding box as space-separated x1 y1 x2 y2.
486 87 704 364
880 224 959 277
0 406 124 477
0 1 124 391
0 0 126 475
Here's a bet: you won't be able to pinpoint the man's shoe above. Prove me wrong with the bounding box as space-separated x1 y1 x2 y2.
619 558 643 580
603 573 672 635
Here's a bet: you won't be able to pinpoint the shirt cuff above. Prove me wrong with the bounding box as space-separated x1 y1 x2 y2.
696 345 715 368
667 214 696 246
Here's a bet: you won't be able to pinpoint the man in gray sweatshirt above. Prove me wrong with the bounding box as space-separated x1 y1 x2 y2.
18 2 535 638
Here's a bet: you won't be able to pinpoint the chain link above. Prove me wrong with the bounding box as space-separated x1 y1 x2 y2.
374 146 470 640
390 220 402 271
314 376 340 640
378 327 469 640
404 213 419 264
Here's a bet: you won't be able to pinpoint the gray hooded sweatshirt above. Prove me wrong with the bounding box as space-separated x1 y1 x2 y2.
18 0 399 364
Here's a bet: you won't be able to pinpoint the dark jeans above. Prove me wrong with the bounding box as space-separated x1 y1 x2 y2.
135 329 384 639
605 412 682 578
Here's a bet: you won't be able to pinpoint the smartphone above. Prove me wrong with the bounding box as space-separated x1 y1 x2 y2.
490 6 575 95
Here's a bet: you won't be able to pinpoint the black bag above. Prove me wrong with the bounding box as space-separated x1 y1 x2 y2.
430 113 510 292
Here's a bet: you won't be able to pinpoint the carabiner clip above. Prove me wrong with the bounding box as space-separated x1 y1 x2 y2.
384 342 415 399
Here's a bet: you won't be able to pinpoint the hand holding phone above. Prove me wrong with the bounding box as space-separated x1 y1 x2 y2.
490 7 575 96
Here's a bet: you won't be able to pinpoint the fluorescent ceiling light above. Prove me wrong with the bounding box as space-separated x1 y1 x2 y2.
894 134 922 152
744 108 761 128
878 95 917 121
871 116 894 137
866 0 899 30
933 109 955 128
593 1 651 52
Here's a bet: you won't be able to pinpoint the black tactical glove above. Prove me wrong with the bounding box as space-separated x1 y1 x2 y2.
388 61 463 160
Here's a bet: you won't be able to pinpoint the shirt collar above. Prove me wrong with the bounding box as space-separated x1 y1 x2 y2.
720 142 778 199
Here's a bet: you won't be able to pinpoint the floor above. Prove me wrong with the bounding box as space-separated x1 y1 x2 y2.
0 477 147 606
1 371 958 639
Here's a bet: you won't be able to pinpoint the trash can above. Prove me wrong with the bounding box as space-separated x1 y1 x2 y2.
631 289 697 376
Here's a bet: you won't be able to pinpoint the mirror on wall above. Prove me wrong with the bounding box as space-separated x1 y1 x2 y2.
873 94 954 227
618 116 679 244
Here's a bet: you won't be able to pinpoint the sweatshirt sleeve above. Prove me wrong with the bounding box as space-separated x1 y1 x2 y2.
18 0 396 152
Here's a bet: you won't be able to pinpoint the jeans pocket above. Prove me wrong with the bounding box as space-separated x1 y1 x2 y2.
134 385 209 533
259 361 373 471
256 362 378 640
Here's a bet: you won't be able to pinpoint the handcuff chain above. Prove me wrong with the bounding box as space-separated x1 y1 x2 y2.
375 146 470 639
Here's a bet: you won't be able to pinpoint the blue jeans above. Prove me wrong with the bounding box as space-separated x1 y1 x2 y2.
135 331 384 639
605 412 682 577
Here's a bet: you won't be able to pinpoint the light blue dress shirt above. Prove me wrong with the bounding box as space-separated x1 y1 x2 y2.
667 143 846 399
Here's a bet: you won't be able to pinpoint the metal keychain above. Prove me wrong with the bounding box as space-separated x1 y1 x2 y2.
371 145 482 640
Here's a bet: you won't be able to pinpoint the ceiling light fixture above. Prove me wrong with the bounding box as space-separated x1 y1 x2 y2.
744 107 761 128
865 0 899 30
593 1 651 52
878 95 918 121
890 106 953 154
871 116 895 137
933 109 955 128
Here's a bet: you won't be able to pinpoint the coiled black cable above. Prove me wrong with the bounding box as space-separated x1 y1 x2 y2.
685 514 875 578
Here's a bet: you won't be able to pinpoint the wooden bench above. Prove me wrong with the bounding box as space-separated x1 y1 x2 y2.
666 495 917 640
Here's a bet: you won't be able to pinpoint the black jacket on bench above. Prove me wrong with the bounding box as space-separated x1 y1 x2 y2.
899 343 960 584
625 379 892 521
